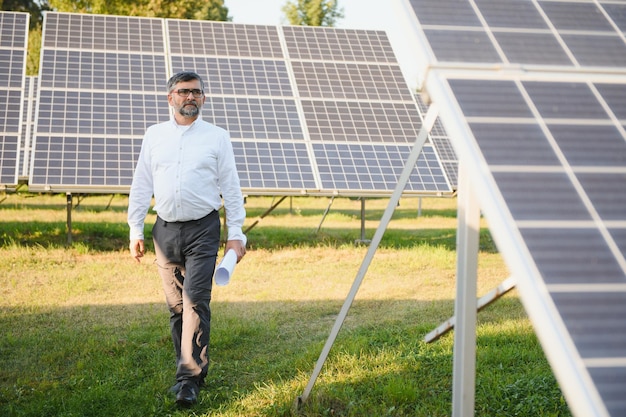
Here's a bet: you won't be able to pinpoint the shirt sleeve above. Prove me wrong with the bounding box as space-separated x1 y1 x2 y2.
127 132 154 241
217 131 247 244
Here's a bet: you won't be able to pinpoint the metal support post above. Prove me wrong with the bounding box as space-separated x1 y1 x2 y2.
66 193 73 245
452 161 480 417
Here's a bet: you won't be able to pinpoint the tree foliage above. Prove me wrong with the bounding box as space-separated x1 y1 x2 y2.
282 0 343 27
48 0 230 21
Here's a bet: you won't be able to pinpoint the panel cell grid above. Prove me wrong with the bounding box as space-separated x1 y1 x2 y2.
0 11 28 187
203 96 304 140
414 93 458 188
42 13 165 53
171 56 293 97
39 50 167 91
410 0 626 68
167 20 283 58
0 50 26 88
604 4 626 32
449 77 626 215
446 74 626 415
19 76 37 178
233 141 317 190
0 12 28 48
313 142 449 193
30 12 169 192
30 13 455 196
165 19 453 196
283 26 397 63
302 100 422 143
408 0 626 409
292 61 413 101
30 135 140 187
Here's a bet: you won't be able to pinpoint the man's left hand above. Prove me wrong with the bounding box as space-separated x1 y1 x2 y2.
225 239 246 263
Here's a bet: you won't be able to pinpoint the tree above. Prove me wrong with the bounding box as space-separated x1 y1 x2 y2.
48 0 230 21
26 23 40 75
282 0 343 27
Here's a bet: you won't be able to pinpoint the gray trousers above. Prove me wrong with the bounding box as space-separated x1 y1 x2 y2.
152 210 220 383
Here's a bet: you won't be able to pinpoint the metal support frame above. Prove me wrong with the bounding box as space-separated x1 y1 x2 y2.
451 160 480 417
243 195 288 234
424 276 516 343
316 195 336 233
354 197 371 245
295 105 439 409
66 192 73 245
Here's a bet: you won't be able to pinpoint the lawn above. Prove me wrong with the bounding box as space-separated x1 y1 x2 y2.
0 193 571 416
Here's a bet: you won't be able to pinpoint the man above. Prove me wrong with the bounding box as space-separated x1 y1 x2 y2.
127 71 246 406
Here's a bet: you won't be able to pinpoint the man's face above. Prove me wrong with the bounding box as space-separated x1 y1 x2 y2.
168 79 205 119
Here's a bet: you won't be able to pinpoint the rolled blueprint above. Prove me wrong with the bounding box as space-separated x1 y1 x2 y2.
215 249 237 286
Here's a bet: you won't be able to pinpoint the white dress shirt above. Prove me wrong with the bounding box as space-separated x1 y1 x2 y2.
128 116 246 242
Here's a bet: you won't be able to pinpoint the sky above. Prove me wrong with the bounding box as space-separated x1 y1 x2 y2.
224 0 421 89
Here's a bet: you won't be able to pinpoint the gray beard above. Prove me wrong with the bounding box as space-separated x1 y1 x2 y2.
179 104 199 118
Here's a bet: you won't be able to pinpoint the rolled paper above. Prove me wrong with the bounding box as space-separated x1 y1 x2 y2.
215 249 237 286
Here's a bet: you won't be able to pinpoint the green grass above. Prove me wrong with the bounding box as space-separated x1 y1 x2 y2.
0 193 571 416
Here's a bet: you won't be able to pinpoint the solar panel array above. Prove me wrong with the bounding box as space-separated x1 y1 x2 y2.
28 13 170 192
167 20 453 196
283 26 447 195
23 12 454 196
0 11 28 189
402 0 626 415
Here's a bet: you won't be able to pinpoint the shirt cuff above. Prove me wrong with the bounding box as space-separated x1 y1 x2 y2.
129 225 145 241
227 227 247 245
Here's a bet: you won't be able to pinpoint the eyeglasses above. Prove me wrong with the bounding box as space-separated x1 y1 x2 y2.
173 88 204 98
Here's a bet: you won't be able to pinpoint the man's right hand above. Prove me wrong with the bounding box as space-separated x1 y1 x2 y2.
130 239 145 263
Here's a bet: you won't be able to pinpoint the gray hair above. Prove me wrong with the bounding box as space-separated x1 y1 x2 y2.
167 71 205 93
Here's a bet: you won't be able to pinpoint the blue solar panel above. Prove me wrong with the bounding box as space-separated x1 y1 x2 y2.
167 19 454 196
30 13 169 193
27 13 455 196
404 0 626 414
0 12 28 188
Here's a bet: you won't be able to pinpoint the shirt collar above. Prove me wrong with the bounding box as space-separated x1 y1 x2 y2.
170 115 203 130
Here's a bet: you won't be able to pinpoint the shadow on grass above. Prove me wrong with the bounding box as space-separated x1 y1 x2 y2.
0 220 498 254
0 298 569 417
0 193 130 213
244 205 459 222
0 194 457 220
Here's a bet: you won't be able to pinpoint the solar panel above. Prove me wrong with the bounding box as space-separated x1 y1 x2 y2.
27 13 455 196
442 75 626 415
402 0 626 414
283 25 452 195
167 19 284 58
409 0 626 68
414 93 458 188
29 13 170 193
19 75 37 180
0 11 28 189
282 26 397 62
167 20 454 196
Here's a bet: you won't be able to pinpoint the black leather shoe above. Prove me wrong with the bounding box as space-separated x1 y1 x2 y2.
170 374 205 395
176 381 198 406
169 381 182 395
